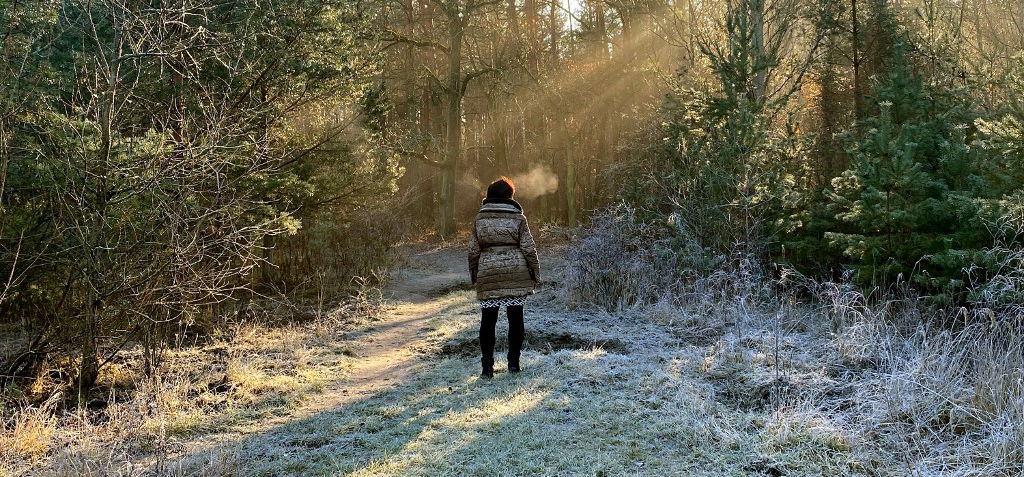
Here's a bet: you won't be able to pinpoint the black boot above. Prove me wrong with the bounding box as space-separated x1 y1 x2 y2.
481 354 494 379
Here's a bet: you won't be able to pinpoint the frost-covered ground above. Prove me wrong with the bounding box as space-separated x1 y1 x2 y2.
6 241 1021 476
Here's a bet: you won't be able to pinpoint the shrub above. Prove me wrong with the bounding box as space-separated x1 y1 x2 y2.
566 204 770 311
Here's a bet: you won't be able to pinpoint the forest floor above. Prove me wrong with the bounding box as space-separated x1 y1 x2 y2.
147 240 869 477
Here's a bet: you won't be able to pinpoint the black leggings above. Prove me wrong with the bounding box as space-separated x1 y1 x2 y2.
480 305 524 371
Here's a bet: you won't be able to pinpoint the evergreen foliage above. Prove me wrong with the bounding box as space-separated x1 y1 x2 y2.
631 3 1024 303
824 44 998 297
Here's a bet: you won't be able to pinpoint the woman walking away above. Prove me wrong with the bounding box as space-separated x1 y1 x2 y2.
468 177 541 379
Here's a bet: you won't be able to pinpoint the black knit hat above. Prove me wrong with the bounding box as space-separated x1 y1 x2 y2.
486 176 515 199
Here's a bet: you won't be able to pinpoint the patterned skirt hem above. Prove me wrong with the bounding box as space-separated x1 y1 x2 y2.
478 295 528 308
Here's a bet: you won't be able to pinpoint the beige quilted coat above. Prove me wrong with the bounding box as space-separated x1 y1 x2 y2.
467 199 541 300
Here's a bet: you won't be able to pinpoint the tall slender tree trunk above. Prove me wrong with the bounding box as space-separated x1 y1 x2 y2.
526 0 540 72
492 98 509 172
417 0 439 224
78 34 120 402
0 121 9 225
548 0 559 63
419 83 439 221
439 14 464 238
816 0 846 180
818 50 843 180
401 0 416 120
78 293 100 404
750 0 767 103
851 0 864 120
619 12 633 63
508 0 520 56
565 119 576 227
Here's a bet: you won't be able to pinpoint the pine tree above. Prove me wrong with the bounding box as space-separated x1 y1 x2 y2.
825 43 997 299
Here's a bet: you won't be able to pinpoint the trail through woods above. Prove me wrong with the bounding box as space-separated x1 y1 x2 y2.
155 244 475 471
282 244 471 417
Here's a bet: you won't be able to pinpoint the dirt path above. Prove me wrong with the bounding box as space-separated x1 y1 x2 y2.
154 243 473 472
286 243 469 418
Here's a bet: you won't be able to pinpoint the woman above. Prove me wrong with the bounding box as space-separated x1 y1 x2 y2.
468 177 540 379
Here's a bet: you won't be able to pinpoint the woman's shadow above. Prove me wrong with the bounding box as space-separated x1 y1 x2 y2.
164 313 581 476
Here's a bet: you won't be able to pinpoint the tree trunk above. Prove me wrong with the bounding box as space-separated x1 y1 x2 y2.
565 120 576 227
619 11 633 63
750 0 767 103
821 0 851 181
0 120 8 211
548 0 559 63
851 0 864 120
507 0 520 56
595 112 611 209
494 112 508 172
526 0 540 72
439 14 464 238
77 35 118 403
419 78 440 221
77 297 100 404
401 0 416 120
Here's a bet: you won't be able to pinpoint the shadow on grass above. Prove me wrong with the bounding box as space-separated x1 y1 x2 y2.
169 352 601 476
158 290 578 475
